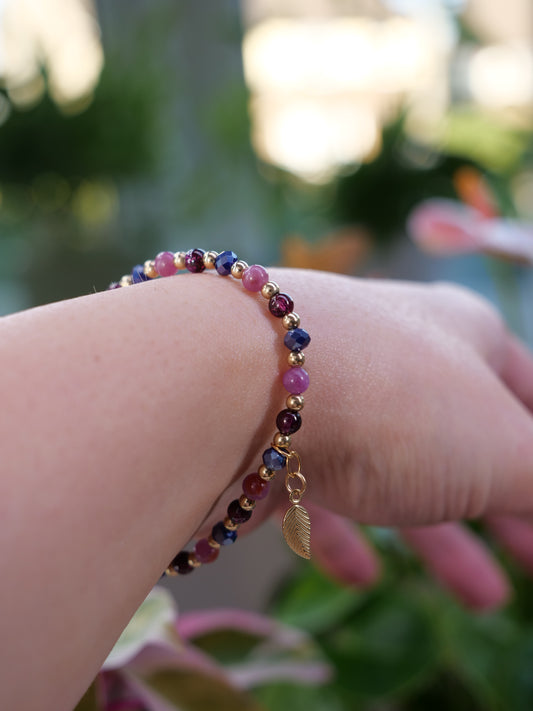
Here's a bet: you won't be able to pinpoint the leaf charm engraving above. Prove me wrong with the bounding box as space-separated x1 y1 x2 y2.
282 504 311 559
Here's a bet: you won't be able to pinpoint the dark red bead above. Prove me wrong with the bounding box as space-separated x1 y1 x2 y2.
276 408 302 435
269 293 294 318
243 473 270 500
171 550 194 575
228 499 252 524
185 248 206 273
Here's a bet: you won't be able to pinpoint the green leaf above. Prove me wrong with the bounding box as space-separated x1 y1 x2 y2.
73 681 99 711
253 682 345 711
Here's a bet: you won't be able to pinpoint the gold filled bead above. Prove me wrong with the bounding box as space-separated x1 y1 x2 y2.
274 432 291 448
223 516 239 531
174 251 186 269
259 465 275 481
119 275 132 287
208 535 221 549
143 259 158 279
286 394 304 411
283 312 300 330
288 351 305 367
261 281 280 299
188 553 201 568
203 250 218 269
239 494 256 511
231 260 248 279
165 565 178 577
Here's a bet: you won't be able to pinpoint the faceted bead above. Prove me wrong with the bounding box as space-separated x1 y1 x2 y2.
276 408 302 435
263 447 286 470
195 538 219 564
108 282 121 289
228 499 252 524
212 521 238 545
269 293 294 318
282 367 309 394
185 248 206 273
284 328 311 351
155 251 177 277
171 550 194 575
242 265 269 292
215 250 238 276
243 473 270 500
132 264 151 283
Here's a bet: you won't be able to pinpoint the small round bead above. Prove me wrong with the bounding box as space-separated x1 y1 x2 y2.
215 250 238 276
288 351 305 367
242 264 269 292
282 367 310 394
284 328 311 351
283 312 300 330
171 550 194 575
243 473 270 500
231 260 248 279
119 275 132 287
263 447 286 470
155 251 177 277
228 499 253 524
273 432 291 448
259 464 276 481
269 293 294 318
223 516 239 531
203 250 218 269
212 521 238 545
188 553 201 568
165 565 178 577
144 259 158 279
261 281 280 299
174 251 186 270
286 394 305 411
207 535 221 549
185 248 206 273
239 495 256 510
108 281 121 290
132 264 151 283
276 409 302 435
195 538 219 564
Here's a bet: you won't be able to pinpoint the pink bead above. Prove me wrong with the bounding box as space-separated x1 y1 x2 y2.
154 251 177 277
242 264 269 292
195 538 219 564
282 367 309 394
242 473 270 500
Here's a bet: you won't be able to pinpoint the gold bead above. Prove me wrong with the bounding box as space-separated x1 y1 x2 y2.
119 275 132 287
286 394 304 411
143 259 158 279
231 260 248 279
239 494 256 510
203 250 218 269
273 432 291 448
188 553 201 568
261 281 280 299
174 251 186 270
223 516 239 531
165 565 178 577
208 535 220 549
259 465 275 481
283 312 300 330
288 351 305 367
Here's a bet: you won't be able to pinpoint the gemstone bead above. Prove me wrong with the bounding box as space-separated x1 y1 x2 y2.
195 538 219 564
243 473 270 500
228 499 253 524
215 250 238 276
185 248 206 273
263 447 286 470
171 550 194 575
242 264 269 292
284 328 311 351
155 251 177 277
132 264 151 283
282 367 309 394
276 408 302 435
212 521 238 545
269 293 294 318
108 282 121 289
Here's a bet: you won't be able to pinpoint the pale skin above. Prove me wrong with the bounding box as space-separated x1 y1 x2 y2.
1 267 533 711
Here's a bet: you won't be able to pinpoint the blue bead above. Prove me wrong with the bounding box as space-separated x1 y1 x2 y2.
215 250 238 276
284 328 311 351
212 521 238 545
262 447 286 471
132 264 150 283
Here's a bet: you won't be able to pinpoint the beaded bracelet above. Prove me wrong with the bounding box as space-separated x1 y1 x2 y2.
108 248 311 576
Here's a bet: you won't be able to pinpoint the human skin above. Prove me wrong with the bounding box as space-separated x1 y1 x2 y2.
1 267 533 710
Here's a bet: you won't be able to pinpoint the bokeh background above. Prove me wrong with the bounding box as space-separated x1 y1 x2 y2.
3 2 533 709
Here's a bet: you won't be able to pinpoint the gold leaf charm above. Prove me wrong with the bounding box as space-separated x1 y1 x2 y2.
282 504 311 560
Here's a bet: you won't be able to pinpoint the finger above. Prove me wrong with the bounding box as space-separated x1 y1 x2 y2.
486 515 533 574
401 522 510 611
498 333 533 413
306 503 381 588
